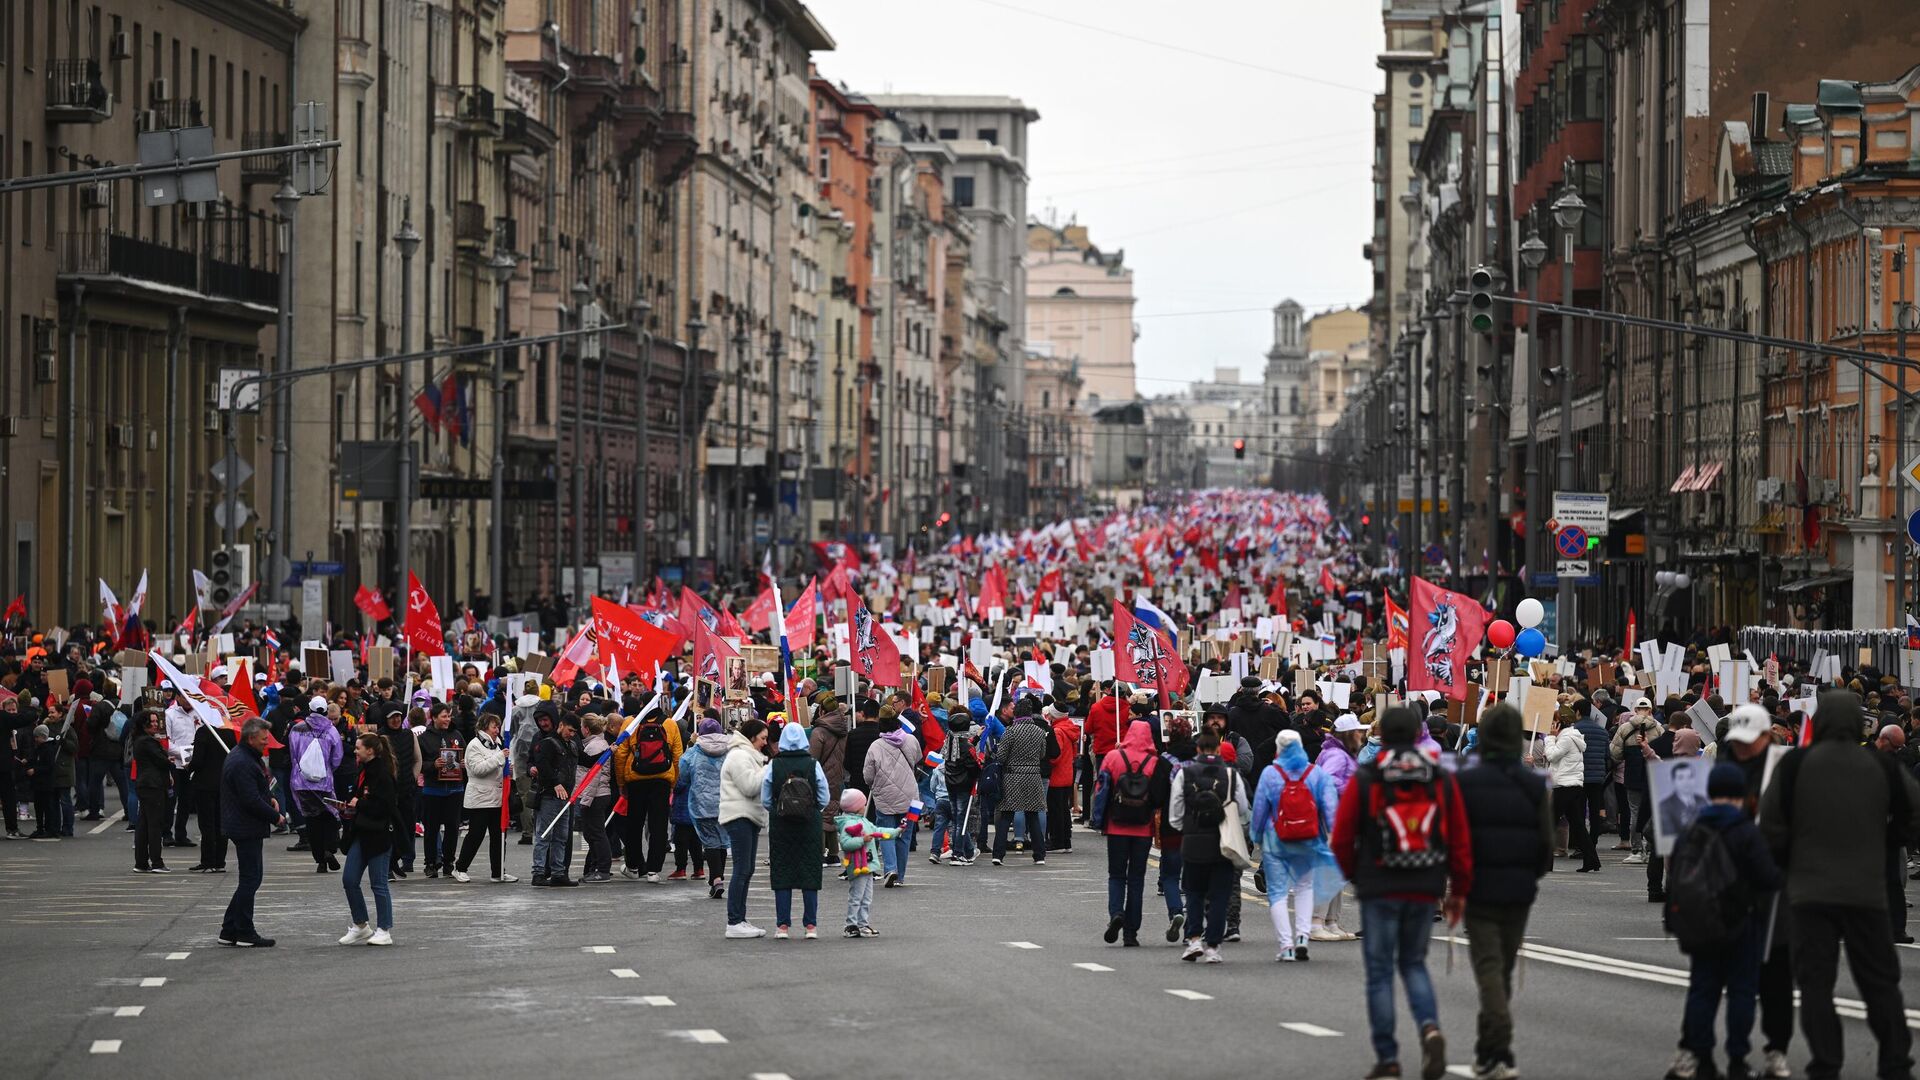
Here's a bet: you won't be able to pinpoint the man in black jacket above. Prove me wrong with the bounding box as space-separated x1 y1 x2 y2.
1226 677 1285 772
219 718 285 947
530 713 578 887
183 722 231 872
1456 703 1552 1080
265 684 302 842
129 711 173 872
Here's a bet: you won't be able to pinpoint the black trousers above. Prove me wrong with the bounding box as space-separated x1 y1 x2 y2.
1046 786 1074 850
170 767 194 840
675 823 704 873
454 806 503 878
623 779 671 873
391 781 418 869
420 792 462 870
1759 930 1795 1056
1552 786 1599 870
0 769 17 833
135 789 168 869
196 790 226 868
1791 902 1914 1080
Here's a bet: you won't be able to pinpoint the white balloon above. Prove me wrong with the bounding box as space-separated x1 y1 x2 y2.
1516 597 1545 629
1655 571 1674 587
1674 572 1691 590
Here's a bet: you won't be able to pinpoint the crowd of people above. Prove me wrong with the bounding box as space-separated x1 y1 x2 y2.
4 492 1920 1080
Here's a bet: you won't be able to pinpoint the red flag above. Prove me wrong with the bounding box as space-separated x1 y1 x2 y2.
742 587 777 634
228 658 261 721
1267 576 1289 618
403 571 446 656
1385 593 1409 651
1622 608 1637 663
353 584 392 622
1113 600 1185 706
592 596 680 679
550 624 598 688
1405 576 1488 702
846 598 903 687
175 606 199 644
784 580 819 650
1317 562 1341 596
694 619 741 685
1037 568 1062 597
1 594 24 623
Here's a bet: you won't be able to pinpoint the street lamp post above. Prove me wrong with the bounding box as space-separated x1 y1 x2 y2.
768 329 784 575
1519 229 1548 594
1552 180 1588 656
1408 323 1427 584
270 181 300 604
631 299 653 589
571 280 591 614
683 315 705 576
833 355 845 538
731 319 750 570
487 250 516 621
393 211 421 613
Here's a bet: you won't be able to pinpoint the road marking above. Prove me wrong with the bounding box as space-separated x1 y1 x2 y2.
165 952 190 960
610 968 640 979
669 1029 729 1044
88 811 125 835
1165 989 1213 1001
113 1007 144 1018
1279 1021 1342 1037
1447 1068 1477 1078
1002 941 1043 949
751 1074 796 1080
1072 962 1114 972
90 1041 122 1054
585 945 617 953
641 996 676 1007
138 978 166 988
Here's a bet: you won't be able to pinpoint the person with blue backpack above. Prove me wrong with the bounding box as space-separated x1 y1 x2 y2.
1251 728 1342 963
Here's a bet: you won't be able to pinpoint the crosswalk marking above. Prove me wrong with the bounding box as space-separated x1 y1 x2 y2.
113 1006 144 1018
585 945 617 953
138 978 166 988
1164 988 1213 1001
90 1041 122 1054
1279 1022 1342 1037
611 968 640 979
670 1029 728 1044
1002 941 1043 949
165 952 190 960
1072 962 1114 972
641 996 676 1007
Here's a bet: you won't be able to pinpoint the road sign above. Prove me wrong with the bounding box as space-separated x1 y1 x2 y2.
217 369 263 412
1554 526 1589 559
212 499 252 530
1906 454 1920 495
1543 517 1560 535
292 560 346 577
1550 492 1610 536
1907 509 1920 548
209 451 253 490
1557 559 1591 578
1423 543 1445 565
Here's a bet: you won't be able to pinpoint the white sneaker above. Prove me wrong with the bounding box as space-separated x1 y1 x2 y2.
1665 1048 1699 1080
1181 939 1205 962
1309 925 1343 942
1761 1048 1791 1078
774 926 790 940
725 922 768 939
491 873 519 883
645 872 662 883
338 923 374 946
451 870 472 883
368 928 393 946
1330 921 1359 941
1277 946 1295 962
1202 946 1223 964
804 927 818 940
1623 853 1647 865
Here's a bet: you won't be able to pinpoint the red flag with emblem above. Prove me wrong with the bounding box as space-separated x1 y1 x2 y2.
846 598 902 687
1405 576 1488 703
1385 593 1410 651
403 572 446 656
592 596 679 681
784 579 820 651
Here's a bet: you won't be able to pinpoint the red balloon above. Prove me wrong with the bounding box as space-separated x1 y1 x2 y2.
1487 619 1516 650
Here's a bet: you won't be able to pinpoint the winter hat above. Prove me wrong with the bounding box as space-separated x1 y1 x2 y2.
73 678 94 698
31 724 49 739
1239 675 1263 690
1276 729 1302 750
1477 703 1524 758
696 717 724 736
839 787 868 814
1707 763 1747 800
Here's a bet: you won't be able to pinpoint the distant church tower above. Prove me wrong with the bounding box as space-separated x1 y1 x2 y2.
1263 299 1308 487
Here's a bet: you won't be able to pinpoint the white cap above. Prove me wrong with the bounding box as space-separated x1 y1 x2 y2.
1333 713 1365 733
206 664 232 682
1724 704 1771 745
308 695 329 713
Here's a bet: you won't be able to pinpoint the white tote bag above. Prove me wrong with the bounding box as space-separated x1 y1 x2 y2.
1219 799 1255 871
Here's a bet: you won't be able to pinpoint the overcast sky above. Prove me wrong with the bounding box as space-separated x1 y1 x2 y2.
805 0 1381 398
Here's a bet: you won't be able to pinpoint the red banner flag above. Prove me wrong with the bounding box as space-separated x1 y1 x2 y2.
353 584 392 622
403 572 446 657
783 579 819 651
1 594 25 623
1268 576 1288 619
1385 593 1410 652
1405 576 1488 702
1113 600 1185 706
742 587 776 634
694 619 741 685
592 596 679 680
846 598 902 687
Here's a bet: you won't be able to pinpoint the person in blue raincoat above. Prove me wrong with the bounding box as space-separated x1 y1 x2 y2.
1250 728 1344 962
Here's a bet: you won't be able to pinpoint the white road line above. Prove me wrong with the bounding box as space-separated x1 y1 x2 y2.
138 978 165 988
1447 1067 1477 1078
750 1073 796 1080
610 968 640 979
113 1006 144 1018
670 1029 728 1044
1002 941 1043 949
641 995 676 1007
585 945 617 953
89 1041 122 1054
165 952 190 960
88 811 125 835
1279 1021 1342 1037
1165 988 1213 1001
1072 962 1114 972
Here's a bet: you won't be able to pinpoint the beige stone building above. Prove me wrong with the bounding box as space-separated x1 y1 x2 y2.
1025 218 1135 410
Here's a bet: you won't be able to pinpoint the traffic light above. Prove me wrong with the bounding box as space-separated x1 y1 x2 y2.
209 543 251 607
1361 514 1371 527
1233 438 1246 460
1468 265 1497 335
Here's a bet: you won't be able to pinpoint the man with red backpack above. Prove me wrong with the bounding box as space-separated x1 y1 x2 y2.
614 694 683 882
1332 705 1473 1080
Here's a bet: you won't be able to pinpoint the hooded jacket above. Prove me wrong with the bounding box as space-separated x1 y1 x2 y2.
718 730 770 827
1331 707 1474 901
575 733 612 801
1251 735 1340 859
1544 726 1587 788
1086 693 1122 760
461 732 507 809
1049 715 1080 788
680 731 732 820
862 728 922 815
1455 706 1553 907
761 722 830 891
220 741 280 840
1573 716 1610 785
808 705 853 814
1761 690 1920 910
992 719 1050 812
1092 720 1165 838
613 711 684 786
287 714 342 795
1314 734 1357 794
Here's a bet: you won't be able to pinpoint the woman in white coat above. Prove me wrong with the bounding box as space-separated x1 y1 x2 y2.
1542 707 1600 872
451 714 516 883
718 717 772 938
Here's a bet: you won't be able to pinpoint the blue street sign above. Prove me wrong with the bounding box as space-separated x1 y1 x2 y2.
293 560 346 576
1423 543 1445 565
1907 509 1920 548
1554 526 1589 559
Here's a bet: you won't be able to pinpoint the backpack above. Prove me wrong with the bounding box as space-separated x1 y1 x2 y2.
1184 763 1227 830
1273 764 1320 841
775 769 816 821
297 737 329 784
629 722 671 776
1665 822 1746 954
1109 751 1156 826
1368 772 1450 870
106 709 129 742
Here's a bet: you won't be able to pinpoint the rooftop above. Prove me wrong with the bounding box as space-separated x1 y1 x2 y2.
867 94 1040 123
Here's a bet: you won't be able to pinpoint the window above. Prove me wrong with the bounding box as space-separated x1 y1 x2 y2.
20 140 29 246
354 101 364 176
936 127 957 140
1410 140 1423 163
1408 72 1424 88
1408 105 1423 127
1569 37 1603 122
953 175 974 208
976 127 997 145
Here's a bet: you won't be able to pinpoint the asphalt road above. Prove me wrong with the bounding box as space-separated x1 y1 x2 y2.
6 794 1919 1080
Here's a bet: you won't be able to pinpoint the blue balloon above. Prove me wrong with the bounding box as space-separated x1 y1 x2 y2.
1514 627 1546 658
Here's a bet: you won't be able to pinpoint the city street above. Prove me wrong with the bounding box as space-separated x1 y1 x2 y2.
6 792 1914 1080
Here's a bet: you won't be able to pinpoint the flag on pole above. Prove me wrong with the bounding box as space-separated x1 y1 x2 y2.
784 578 819 651
2 594 26 624
192 569 213 611
846 598 902 687
591 596 679 682
403 572 446 656
1385 593 1410 651
210 581 260 637
694 619 740 686
1405 576 1488 702
1113 600 1184 708
353 584 392 622
770 566 793 693
549 623 598 688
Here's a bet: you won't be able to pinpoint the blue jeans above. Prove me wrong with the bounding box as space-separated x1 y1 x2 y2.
1159 848 1185 917
57 787 74 835
929 797 955 856
993 810 1047 862
78 759 107 814
774 888 818 929
875 812 909 881
1106 834 1151 936
532 798 572 877
945 793 976 860
1682 922 1763 1063
725 819 759 925
272 768 300 832
221 837 264 940
1360 898 1442 1064
342 838 393 930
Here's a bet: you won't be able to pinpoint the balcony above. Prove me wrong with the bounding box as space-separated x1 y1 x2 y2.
454 200 490 251
611 77 662 159
451 85 500 138
46 59 111 123
241 131 290 186
59 228 280 309
496 104 556 157
136 98 205 133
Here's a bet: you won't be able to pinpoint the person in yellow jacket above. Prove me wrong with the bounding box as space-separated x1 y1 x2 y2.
614 701 684 882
